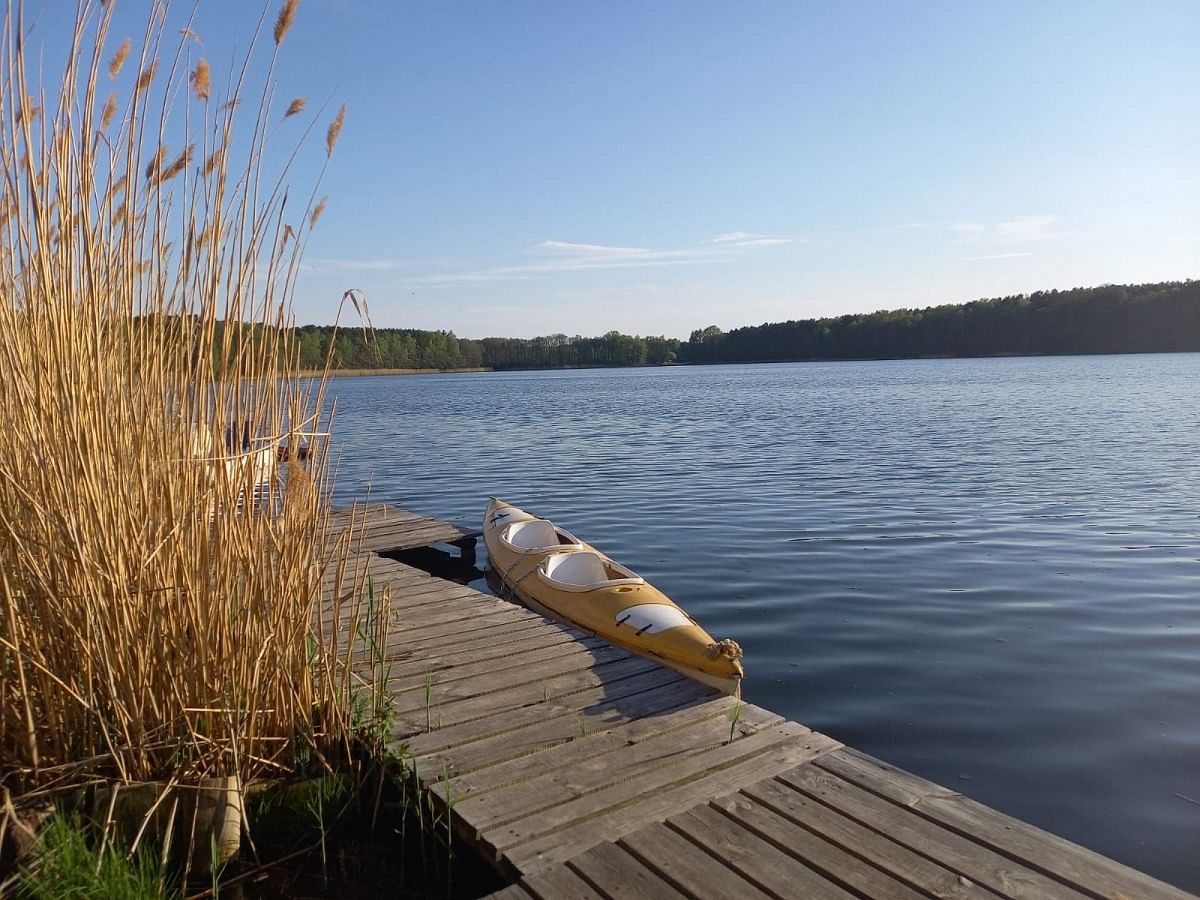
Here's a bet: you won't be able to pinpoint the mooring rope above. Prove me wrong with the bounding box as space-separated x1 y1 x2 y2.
705 638 743 660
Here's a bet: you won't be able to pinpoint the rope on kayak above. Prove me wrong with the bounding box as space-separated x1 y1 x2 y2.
495 523 574 592
705 638 743 661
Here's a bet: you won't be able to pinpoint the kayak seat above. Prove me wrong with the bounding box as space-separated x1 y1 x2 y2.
502 519 582 552
538 550 644 593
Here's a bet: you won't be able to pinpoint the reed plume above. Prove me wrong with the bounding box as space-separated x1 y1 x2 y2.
190 58 210 101
326 103 345 157
310 195 328 228
274 0 299 45
136 58 158 90
108 37 130 78
284 96 305 118
100 91 117 129
158 144 193 183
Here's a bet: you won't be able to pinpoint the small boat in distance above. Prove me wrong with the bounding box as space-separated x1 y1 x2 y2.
483 498 744 695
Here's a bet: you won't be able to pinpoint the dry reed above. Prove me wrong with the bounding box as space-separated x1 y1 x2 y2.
325 103 345 157
0 0 383 808
189 58 210 102
274 0 299 45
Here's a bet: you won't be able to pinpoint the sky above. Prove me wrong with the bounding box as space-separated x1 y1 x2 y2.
33 1 1200 338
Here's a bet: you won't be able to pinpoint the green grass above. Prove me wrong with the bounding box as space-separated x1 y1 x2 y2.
17 814 168 899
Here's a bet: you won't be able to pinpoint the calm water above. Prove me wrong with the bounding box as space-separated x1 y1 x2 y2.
328 354 1200 891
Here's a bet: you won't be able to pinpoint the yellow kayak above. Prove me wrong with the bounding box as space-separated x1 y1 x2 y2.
483 498 744 695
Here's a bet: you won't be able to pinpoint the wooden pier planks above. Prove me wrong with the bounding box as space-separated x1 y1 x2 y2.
328 504 1195 900
492 745 1198 900
329 502 480 553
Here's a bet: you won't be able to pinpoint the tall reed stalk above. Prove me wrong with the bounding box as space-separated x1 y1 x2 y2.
0 0 378 802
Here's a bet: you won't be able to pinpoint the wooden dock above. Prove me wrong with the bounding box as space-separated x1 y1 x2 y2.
326 504 1194 900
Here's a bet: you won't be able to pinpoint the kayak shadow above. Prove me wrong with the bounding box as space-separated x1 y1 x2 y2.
383 545 722 724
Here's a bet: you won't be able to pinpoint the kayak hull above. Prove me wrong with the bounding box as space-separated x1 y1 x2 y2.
483 498 744 695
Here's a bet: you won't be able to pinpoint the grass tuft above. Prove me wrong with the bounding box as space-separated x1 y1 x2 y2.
18 814 165 900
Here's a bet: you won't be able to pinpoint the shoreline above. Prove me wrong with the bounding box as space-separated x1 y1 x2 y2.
308 348 1198 379
314 366 492 377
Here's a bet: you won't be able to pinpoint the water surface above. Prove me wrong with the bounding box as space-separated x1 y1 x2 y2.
329 354 1200 890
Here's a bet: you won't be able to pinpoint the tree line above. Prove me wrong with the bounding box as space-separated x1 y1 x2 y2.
293 280 1199 371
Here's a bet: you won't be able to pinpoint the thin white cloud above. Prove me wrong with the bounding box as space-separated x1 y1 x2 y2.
532 240 653 258
730 237 795 247
394 250 725 287
994 215 1059 240
392 232 794 288
711 231 795 247
951 215 1061 243
964 252 1034 261
307 258 403 272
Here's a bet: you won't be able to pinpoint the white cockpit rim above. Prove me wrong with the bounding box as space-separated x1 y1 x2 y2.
536 550 644 592
500 518 583 552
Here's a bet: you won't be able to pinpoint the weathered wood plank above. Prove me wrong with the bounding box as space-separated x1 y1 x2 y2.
327 503 413 527
741 775 993 899
481 884 535 900
401 666 684 757
440 682 723 796
324 581 494 627
710 790 929 900
497 726 842 872
351 618 565 675
360 523 476 552
373 605 542 649
382 592 530 633
616 822 775 900
328 607 548 668
566 842 690 899
404 654 664 733
519 866 606 900
380 620 588 679
456 704 782 834
390 642 629 716
357 514 444 533
668 803 858 899
778 763 1088 899
816 748 1194 900
388 635 609 695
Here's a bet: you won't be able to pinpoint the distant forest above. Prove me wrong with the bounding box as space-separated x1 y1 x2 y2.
295 280 1199 371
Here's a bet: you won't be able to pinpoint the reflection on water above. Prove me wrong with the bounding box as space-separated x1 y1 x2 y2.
330 354 1200 891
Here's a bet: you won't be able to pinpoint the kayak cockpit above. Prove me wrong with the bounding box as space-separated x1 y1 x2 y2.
500 518 583 552
537 550 644 592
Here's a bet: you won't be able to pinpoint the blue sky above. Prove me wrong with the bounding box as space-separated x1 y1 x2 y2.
39 1 1200 337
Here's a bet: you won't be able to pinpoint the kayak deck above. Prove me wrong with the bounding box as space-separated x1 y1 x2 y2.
482 499 744 694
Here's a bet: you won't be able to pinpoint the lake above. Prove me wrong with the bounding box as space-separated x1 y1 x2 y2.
328 353 1200 891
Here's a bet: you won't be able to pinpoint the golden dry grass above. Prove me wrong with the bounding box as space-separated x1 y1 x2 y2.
0 0 382 802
